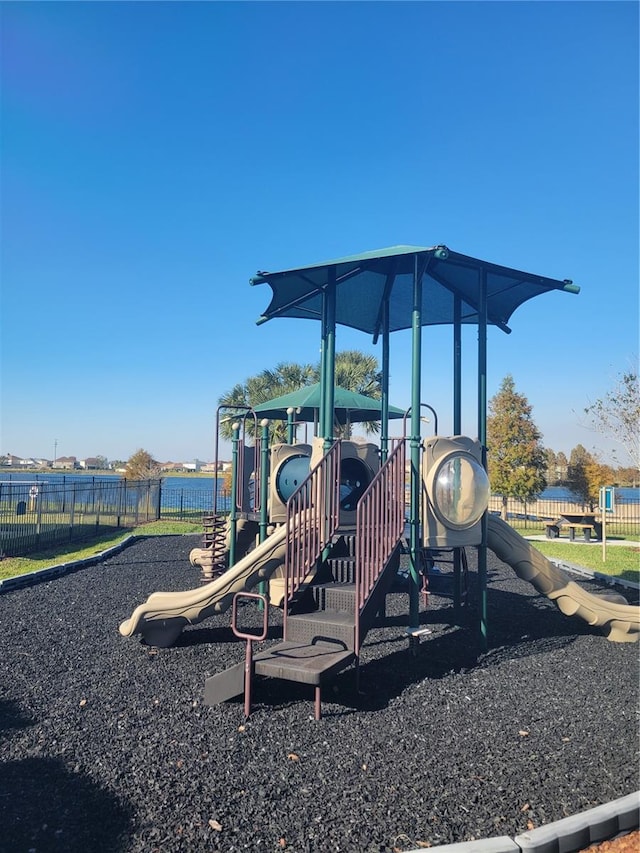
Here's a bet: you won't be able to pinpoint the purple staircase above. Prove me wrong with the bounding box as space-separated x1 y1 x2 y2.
205 440 407 719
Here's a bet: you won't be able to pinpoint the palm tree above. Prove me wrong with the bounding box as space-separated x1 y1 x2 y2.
217 351 382 443
218 361 315 444
320 350 382 438
324 350 382 399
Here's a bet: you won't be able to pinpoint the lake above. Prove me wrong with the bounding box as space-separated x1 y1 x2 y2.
1 472 638 504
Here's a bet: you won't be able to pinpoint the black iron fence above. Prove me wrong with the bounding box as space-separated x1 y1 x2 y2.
0 478 236 557
158 485 230 522
0 479 162 557
1 477 637 558
488 495 640 537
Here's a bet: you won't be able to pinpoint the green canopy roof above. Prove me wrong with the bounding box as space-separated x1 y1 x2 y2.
251 244 579 336
253 382 405 425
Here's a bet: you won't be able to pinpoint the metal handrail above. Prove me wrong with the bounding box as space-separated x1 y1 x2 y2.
283 441 341 638
213 404 258 515
355 438 407 654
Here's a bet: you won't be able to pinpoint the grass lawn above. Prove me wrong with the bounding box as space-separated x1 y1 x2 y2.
529 539 639 584
0 520 202 581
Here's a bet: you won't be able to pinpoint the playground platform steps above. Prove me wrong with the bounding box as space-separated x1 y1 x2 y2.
253 580 359 720
203 536 401 719
203 581 359 719
252 545 401 719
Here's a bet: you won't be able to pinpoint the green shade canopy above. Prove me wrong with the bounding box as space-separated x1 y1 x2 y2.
251 244 579 337
253 383 405 425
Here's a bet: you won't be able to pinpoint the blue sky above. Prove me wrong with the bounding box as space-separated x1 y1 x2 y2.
1 1 638 465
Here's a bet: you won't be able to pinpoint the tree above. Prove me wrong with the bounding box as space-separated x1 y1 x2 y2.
584 457 616 507
615 465 639 487
544 448 557 486
218 360 316 445
584 369 640 467
217 351 383 444
322 350 383 439
567 444 617 509
124 449 161 480
325 350 382 398
487 375 547 519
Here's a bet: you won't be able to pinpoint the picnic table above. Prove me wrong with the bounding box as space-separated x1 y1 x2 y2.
545 513 602 542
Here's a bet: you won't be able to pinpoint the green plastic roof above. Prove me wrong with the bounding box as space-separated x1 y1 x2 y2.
251 244 579 336
253 382 405 424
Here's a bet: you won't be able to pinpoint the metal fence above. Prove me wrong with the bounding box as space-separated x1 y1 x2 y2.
488 495 640 537
158 485 231 522
2 476 637 559
0 479 162 557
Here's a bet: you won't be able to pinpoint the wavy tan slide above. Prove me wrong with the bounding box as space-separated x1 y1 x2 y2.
487 515 640 643
119 524 289 648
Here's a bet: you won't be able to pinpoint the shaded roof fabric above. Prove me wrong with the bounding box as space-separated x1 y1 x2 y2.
253 383 405 424
251 245 579 336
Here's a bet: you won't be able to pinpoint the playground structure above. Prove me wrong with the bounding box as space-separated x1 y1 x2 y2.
120 244 640 718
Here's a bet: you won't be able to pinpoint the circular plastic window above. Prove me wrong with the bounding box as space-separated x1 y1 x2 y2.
339 457 372 511
431 453 490 529
275 454 311 503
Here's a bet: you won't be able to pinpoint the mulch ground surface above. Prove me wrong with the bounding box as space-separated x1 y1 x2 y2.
1 535 638 853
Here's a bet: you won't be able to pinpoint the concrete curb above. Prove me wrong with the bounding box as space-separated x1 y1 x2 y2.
548 558 639 593
0 535 136 593
404 792 640 853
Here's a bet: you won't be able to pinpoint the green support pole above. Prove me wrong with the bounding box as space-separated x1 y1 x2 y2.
228 422 240 568
409 254 423 630
477 269 489 651
322 267 337 451
453 295 462 609
380 300 390 463
453 295 462 435
286 408 295 445
258 418 270 605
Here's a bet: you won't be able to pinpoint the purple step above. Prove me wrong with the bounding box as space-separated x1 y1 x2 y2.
286 609 356 650
254 641 355 686
313 582 356 613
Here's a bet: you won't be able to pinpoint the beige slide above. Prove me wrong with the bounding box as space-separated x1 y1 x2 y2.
487 515 640 643
119 524 288 648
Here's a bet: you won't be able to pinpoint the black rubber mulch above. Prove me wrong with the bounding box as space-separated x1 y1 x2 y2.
0 535 638 853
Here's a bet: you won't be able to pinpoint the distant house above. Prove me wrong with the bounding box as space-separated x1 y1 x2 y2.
80 458 101 470
182 461 203 473
52 456 78 470
2 454 23 467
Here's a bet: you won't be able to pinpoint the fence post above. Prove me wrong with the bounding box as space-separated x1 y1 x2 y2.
36 486 43 537
96 481 101 529
69 484 76 540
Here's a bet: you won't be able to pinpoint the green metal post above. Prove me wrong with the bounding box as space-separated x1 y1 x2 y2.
409 254 423 629
258 418 270 605
381 300 390 463
477 269 489 650
286 408 295 445
322 267 337 451
229 422 240 568
453 295 462 435
453 295 463 609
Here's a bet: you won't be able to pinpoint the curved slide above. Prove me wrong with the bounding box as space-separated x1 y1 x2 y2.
487 515 640 643
119 524 289 648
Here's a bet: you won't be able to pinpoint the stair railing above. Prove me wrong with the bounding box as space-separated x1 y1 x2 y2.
355 438 407 653
283 440 341 636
